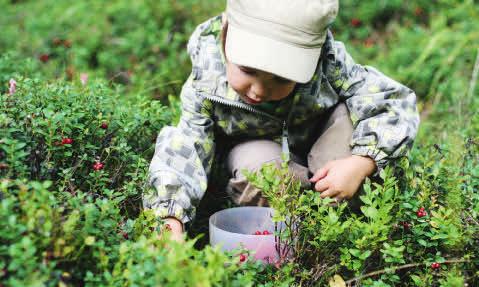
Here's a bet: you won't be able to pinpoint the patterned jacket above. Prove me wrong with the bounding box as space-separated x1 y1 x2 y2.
143 15 420 224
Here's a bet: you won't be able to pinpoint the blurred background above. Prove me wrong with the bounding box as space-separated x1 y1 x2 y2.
1 0 477 107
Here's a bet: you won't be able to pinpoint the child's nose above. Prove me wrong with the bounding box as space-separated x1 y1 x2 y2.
248 92 261 101
250 83 267 100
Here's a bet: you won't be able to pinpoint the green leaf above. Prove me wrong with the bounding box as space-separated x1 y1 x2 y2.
361 206 378 218
402 202 413 209
417 239 428 247
329 275 346 287
84 236 96 246
349 248 361 257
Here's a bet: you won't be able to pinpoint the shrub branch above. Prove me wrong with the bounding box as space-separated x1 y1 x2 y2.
345 258 470 286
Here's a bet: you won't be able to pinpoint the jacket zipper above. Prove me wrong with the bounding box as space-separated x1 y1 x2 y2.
201 93 291 163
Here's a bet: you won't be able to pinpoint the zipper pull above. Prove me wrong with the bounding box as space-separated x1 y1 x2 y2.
281 121 290 163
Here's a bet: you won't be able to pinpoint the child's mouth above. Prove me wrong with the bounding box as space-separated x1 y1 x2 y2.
243 95 262 105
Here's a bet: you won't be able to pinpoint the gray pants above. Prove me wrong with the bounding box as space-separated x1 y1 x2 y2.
226 103 353 206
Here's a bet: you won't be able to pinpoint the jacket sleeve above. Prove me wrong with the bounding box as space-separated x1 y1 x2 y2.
143 23 216 224
326 40 420 170
143 75 215 224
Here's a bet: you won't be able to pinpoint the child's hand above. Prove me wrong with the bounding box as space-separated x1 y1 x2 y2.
309 155 376 201
159 217 184 243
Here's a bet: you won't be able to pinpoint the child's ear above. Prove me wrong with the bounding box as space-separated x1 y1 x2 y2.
220 13 229 56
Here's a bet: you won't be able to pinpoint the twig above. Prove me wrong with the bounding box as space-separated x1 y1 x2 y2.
467 48 479 102
313 263 338 282
465 210 479 227
459 47 479 118
311 263 329 281
345 258 470 286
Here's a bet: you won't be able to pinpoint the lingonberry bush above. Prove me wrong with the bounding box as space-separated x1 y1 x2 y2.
0 76 270 286
246 137 478 286
0 179 266 286
0 77 171 212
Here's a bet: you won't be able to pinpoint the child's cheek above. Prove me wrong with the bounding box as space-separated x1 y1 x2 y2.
226 66 249 96
271 83 296 101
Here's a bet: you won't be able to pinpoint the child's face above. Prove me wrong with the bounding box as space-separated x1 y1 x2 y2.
222 18 296 105
226 62 297 105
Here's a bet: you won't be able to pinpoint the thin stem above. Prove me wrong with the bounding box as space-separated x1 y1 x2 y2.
467 48 479 103
465 211 479 227
459 47 479 121
345 258 470 286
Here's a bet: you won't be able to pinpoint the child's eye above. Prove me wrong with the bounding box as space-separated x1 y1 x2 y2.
239 66 256 75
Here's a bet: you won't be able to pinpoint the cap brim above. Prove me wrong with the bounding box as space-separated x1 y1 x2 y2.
225 24 322 83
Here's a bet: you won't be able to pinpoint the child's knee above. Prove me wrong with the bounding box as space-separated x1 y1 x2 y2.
227 140 282 178
308 103 353 172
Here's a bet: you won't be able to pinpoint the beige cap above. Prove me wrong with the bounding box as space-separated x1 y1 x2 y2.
225 0 339 83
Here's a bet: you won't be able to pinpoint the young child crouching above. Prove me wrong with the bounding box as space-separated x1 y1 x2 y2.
144 0 420 240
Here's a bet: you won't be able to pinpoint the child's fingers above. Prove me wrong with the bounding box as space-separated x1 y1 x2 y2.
313 178 329 192
319 188 339 199
309 166 329 182
334 196 344 203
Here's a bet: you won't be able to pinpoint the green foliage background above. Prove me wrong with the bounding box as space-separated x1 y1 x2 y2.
0 0 478 286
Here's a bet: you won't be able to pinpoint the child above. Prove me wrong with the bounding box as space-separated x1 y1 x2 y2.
144 0 420 240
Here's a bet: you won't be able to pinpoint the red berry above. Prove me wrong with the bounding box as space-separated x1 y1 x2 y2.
52 37 62 47
1 268 7 278
401 221 411 229
63 39 72 48
100 122 108 129
254 231 262 235
351 18 362 27
39 54 50 63
364 37 375 48
431 262 440 269
417 208 427 217
66 66 75 80
414 7 424 16
92 162 104 171
239 254 247 262
61 138 74 145
122 232 128 240
262 230 270 235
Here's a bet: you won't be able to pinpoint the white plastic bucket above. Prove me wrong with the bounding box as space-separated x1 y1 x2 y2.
209 206 286 263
